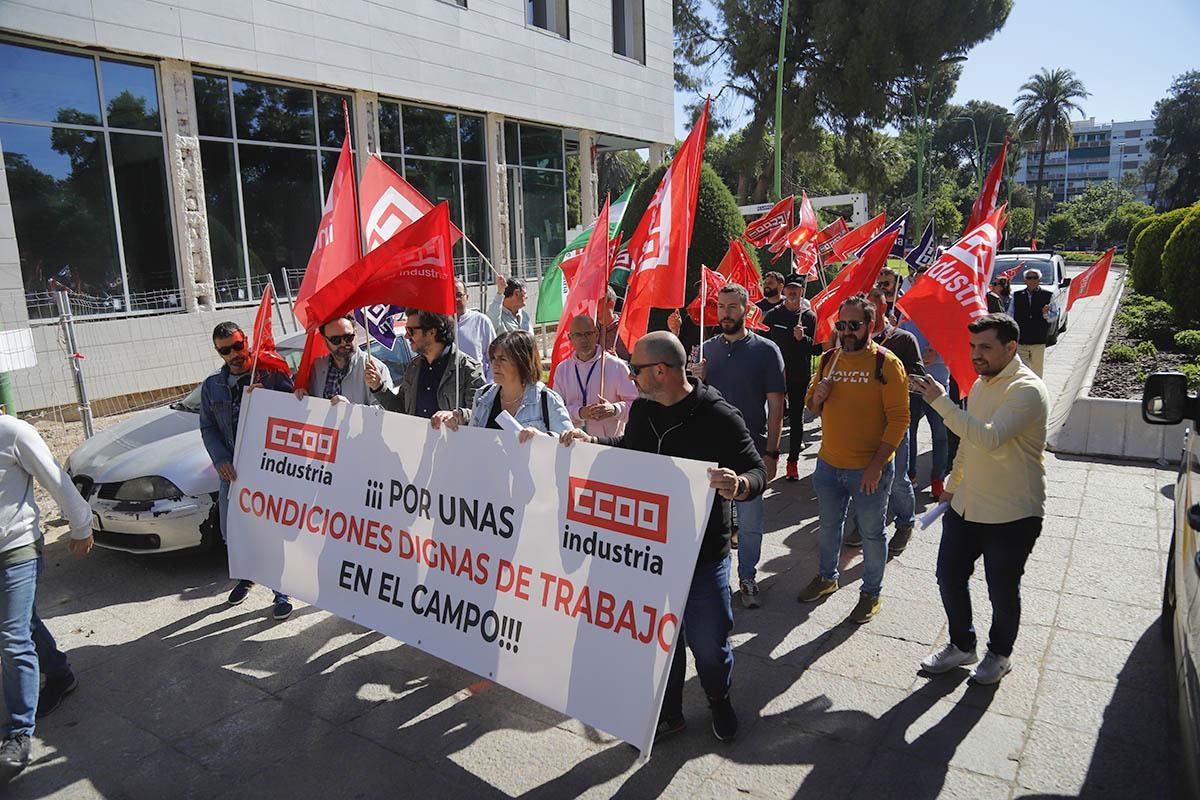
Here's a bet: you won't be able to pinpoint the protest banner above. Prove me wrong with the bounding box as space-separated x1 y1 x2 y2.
227 390 716 756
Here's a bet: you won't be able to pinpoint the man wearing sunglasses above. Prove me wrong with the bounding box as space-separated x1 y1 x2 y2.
1010 269 1058 377
295 315 391 406
367 309 483 420
199 321 295 619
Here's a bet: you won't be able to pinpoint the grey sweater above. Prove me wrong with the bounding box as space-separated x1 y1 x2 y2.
0 415 92 555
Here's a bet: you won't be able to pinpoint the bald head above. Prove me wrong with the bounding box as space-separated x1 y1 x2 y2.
635 331 686 368
631 332 689 403
567 314 599 359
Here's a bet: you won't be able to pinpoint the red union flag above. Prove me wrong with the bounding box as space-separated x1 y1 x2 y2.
716 239 760 301
810 230 898 344
828 212 886 263
965 137 1009 233
249 283 291 378
359 155 463 252
548 196 613 388
896 206 1007 391
1066 247 1114 311
743 196 793 247
618 100 709 351
686 265 727 328
815 217 850 259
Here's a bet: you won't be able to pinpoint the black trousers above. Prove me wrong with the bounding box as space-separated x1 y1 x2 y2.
786 378 808 461
937 508 1041 657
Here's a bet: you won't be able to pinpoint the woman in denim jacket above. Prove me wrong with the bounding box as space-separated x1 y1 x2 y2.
432 330 572 441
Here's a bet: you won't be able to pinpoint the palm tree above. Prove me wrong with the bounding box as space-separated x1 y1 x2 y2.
1014 68 1090 244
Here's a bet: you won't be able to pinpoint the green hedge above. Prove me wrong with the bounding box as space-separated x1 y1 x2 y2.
1162 204 1200 325
1126 214 1156 273
1131 206 1191 295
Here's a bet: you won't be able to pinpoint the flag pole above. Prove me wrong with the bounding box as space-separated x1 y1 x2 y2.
697 268 706 364
598 193 612 401
454 311 461 416
249 283 269 381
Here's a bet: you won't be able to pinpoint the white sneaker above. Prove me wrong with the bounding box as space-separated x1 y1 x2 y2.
920 643 979 674
970 652 1012 684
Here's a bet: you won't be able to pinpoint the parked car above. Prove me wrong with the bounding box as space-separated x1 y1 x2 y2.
992 251 1071 345
67 327 413 554
1142 371 1200 798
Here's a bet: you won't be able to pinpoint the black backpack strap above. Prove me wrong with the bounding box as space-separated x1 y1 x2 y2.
541 386 550 430
817 348 836 380
874 348 888 384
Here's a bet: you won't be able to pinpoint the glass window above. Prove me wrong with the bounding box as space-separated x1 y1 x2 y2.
461 162 490 281
232 79 315 145
321 148 357 203
101 60 160 131
504 120 520 165
460 114 485 162
404 158 462 222
612 0 645 63
521 167 566 258
1125 129 1141 138
520 124 562 170
198 140 248 304
238 145 322 297
527 0 570 38
403 106 457 158
110 132 178 309
193 73 232 138
316 91 353 149
0 41 100 126
379 101 402 154
1 122 120 318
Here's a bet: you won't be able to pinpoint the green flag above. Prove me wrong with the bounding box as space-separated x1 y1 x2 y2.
535 185 634 323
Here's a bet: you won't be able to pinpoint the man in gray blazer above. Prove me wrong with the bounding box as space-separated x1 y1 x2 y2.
367 309 484 419
296 315 392 406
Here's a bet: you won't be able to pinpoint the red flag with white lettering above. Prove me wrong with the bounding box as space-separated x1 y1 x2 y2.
965 137 1009 233
815 217 850 260
1066 247 1114 311
548 196 613 387
810 230 899 344
716 239 761 303
359 155 463 252
743 196 793 247
686 266 728 328
617 100 709 351
827 212 886 263
896 206 1007 391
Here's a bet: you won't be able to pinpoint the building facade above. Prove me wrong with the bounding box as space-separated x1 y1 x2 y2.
1013 117 1158 206
0 0 672 412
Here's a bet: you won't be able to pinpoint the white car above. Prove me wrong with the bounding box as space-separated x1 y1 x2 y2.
67 328 413 554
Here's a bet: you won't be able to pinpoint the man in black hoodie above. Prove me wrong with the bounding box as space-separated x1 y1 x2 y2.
561 331 766 745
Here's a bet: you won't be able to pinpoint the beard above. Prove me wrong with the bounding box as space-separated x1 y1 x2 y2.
719 316 745 335
763 287 780 298
840 332 866 352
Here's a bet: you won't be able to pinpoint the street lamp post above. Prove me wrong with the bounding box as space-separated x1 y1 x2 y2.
954 115 1001 189
772 0 791 201
911 56 965 233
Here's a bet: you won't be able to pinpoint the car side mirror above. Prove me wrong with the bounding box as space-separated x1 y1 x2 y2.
1060 276 1071 288
1142 372 1192 425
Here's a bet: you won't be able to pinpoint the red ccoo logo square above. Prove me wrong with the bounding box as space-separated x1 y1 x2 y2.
567 477 668 543
264 417 339 463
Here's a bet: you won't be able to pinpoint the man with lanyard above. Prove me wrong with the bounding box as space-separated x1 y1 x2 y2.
762 273 817 481
692 284 785 609
296 314 391 406
489 274 534 334
199 322 294 618
455 279 496 380
368 309 484 420
552 315 639 438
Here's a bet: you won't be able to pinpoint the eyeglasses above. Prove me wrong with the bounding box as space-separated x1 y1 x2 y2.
834 320 865 332
1024 277 1039 282
627 360 678 376
324 333 355 346
568 331 597 339
215 340 245 356
404 326 430 337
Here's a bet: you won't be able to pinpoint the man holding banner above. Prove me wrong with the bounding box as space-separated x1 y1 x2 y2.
295 315 391 407
563 332 766 744
367 310 484 420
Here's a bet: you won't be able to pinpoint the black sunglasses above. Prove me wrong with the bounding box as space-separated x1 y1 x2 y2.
627 360 678 376
834 320 865 332
404 326 431 337
215 340 245 355
324 333 355 345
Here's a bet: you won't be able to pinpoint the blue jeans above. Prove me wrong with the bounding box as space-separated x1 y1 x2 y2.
219 480 288 604
846 432 915 530
909 395 948 481
734 496 764 583
664 556 734 717
1 557 41 736
814 458 894 596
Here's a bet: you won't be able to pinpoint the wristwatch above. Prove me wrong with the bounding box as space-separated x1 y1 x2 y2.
764 450 781 458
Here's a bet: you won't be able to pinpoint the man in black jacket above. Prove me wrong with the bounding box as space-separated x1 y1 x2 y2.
763 274 817 480
561 331 766 745
1011 269 1058 377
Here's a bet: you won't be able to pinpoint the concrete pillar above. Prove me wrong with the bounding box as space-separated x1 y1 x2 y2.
649 142 667 169
159 58 214 312
486 113 512 276
354 90 379 169
578 129 598 226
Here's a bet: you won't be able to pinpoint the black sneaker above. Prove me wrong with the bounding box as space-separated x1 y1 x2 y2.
272 599 294 621
654 714 686 744
227 579 253 605
0 734 31 781
37 671 78 718
710 695 738 742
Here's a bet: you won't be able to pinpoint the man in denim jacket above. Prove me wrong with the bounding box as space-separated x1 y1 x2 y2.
199 321 295 619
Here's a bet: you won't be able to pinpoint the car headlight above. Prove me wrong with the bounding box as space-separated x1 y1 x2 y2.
113 476 183 501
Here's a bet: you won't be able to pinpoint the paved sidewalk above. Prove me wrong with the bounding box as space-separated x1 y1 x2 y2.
15 267 1177 798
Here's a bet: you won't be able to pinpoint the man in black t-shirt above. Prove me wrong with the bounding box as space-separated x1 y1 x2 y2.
763 274 818 480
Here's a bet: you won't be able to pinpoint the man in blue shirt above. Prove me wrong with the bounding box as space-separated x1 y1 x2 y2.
693 284 785 609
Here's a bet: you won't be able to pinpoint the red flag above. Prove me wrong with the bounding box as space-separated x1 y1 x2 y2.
617 100 709 351
716 239 762 304
810 230 899 344
1000 261 1025 283
302 202 456 325
359 155 463 252
293 330 330 394
293 136 362 332
743 196 793 247
1066 247 1114 311
815 217 850 259
249 283 291 377
896 206 1006 391
548 196 613 388
686 266 728 328
965 137 1009 233
787 192 819 250
792 243 820 277
827 212 886 263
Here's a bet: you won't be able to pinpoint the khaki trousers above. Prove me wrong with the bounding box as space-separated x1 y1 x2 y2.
1016 344 1045 377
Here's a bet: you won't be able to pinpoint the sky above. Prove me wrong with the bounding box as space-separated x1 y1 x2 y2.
674 0 1200 139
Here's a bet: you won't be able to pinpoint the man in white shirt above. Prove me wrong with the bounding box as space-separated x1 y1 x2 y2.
454 279 495 380
488 273 533 334
0 415 94 779
551 315 638 439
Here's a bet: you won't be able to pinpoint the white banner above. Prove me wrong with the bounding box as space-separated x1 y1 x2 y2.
227 390 716 755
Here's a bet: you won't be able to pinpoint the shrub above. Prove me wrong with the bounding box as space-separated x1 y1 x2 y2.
1126 214 1156 273
1131 206 1191 295
1180 361 1200 390
1044 212 1078 246
1116 297 1177 347
1161 204 1200 325
1103 202 1154 243
1104 344 1137 363
1007 207 1033 245
1174 330 1200 354
1134 340 1158 358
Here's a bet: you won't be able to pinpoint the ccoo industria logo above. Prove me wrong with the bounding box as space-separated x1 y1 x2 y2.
265 418 339 463
566 477 668 544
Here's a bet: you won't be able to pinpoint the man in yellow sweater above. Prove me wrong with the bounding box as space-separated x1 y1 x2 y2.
797 294 910 623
